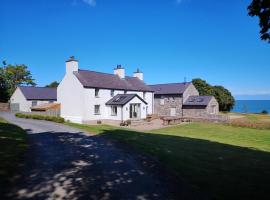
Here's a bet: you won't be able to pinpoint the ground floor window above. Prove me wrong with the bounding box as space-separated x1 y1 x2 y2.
94 105 100 115
210 105 216 114
111 106 117 116
32 101 37 107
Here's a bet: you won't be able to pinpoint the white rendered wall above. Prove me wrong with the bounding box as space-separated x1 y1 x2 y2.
57 73 84 123
10 88 31 112
123 96 147 120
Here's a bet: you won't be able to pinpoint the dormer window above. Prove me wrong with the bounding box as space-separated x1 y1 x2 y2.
111 89 114 97
95 88 99 97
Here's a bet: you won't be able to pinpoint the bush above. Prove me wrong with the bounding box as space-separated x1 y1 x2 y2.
15 113 65 123
261 110 268 114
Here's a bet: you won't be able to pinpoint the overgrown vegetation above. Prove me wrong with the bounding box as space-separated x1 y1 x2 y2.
67 120 270 200
192 78 235 111
229 113 270 129
0 117 28 195
15 113 65 123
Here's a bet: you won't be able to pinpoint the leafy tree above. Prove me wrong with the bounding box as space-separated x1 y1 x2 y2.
0 62 36 102
192 78 235 111
45 81 59 88
248 0 270 43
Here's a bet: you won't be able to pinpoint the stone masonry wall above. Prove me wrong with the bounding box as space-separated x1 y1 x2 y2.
154 94 183 116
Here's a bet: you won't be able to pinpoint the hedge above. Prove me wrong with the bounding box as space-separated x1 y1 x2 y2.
15 113 65 123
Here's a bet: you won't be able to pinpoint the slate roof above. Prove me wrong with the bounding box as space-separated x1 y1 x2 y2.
74 70 153 92
183 96 213 106
106 94 147 106
19 86 57 100
148 82 191 95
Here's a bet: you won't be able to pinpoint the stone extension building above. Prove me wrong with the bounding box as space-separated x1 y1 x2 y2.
149 82 219 118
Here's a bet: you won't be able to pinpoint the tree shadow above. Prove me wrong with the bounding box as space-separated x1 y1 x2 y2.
99 129 270 200
3 130 200 200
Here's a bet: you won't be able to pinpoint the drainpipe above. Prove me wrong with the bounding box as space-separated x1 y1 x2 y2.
121 106 123 122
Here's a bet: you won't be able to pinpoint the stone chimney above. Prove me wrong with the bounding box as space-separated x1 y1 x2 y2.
133 68 143 81
66 56 78 74
114 65 125 79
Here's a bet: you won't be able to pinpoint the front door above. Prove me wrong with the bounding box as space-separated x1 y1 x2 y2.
170 107 176 116
130 104 141 119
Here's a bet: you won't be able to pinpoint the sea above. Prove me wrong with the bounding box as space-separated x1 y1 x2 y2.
232 100 270 114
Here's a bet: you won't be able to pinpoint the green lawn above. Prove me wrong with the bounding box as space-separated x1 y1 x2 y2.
67 121 270 200
0 117 28 195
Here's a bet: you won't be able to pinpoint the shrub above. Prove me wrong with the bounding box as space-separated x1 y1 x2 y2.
261 110 268 114
15 113 65 123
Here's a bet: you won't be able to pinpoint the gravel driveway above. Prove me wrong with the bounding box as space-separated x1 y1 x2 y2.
0 112 200 200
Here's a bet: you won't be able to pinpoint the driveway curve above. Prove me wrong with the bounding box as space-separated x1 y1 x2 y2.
0 112 200 200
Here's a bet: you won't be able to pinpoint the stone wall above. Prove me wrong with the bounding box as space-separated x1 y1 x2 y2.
154 94 183 116
183 97 219 118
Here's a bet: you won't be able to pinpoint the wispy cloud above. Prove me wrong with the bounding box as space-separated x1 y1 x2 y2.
82 0 96 7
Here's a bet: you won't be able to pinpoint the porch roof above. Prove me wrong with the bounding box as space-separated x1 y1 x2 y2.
106 94 147 106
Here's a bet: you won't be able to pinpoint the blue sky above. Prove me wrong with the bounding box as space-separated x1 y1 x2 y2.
1 0 270 99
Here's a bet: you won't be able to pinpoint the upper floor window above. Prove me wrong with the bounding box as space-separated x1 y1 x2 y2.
124 90 127 94
111 90 114 97
160 98 165 105
94 105 100 115
143 92 146 99
95 88 99 97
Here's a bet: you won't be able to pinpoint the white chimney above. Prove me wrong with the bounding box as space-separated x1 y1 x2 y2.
114 65 125 79
133 68 143 81
66 56 78 74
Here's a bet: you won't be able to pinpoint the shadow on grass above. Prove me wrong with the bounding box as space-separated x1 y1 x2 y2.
0 122 28 199
98 129 270 200
2 130 198 200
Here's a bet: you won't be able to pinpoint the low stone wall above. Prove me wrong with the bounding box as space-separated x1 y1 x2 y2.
0 103 9 111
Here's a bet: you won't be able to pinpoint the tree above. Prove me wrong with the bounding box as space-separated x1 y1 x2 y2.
0 62 36 102
248 0 270 43
192 78 235 111
45 81 59 88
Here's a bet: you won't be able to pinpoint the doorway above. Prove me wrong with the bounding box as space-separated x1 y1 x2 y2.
170 107 176 116
130 104 141 119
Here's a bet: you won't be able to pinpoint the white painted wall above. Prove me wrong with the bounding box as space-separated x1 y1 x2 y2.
10 88 55 112
57 72 84 123
123 96 148 120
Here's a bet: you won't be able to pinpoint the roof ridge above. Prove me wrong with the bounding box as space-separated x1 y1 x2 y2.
19 86 56 89
148 82 191 86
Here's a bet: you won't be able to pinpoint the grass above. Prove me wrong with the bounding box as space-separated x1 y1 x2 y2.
0 117 28 194
67 121 270 200
15 113 65 123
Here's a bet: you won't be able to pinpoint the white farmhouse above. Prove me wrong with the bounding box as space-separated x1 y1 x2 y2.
10 86 57 112
58 56 154 124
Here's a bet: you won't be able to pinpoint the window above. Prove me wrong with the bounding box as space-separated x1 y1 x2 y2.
94 105 100 115
170 97 175 102
95 88 99 97
143 92 146 99
160 98 165 105
49 100 54 103
110 90 114 97
111 106 117 116
124 90 127 94
32 101 37 107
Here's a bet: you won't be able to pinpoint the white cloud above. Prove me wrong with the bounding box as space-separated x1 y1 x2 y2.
82 0 96 7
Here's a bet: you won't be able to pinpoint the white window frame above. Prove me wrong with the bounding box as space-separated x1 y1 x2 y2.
111 89 114 97
160 98 165 105
111 106 117 116
94 105 100 115
95 88 99 97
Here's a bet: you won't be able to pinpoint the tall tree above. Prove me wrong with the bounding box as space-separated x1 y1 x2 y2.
248 0 270 43
192 78 235 111
0 63 36 102
45 81 59 88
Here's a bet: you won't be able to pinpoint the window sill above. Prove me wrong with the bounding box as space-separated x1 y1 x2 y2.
94 113 101 115
111 115 117 116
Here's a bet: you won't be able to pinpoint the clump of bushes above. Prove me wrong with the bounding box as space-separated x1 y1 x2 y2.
15 113 65 123
261 110 268 115
228 121 270 130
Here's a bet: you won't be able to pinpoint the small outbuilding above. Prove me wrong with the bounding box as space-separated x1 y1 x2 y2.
10 86 57 112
